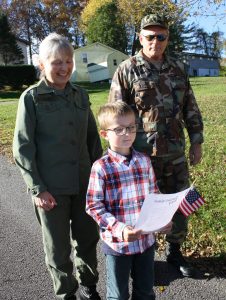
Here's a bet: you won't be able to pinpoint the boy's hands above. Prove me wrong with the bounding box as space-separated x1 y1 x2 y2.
159 221 173 234
122 221 172 241
122 226 142 242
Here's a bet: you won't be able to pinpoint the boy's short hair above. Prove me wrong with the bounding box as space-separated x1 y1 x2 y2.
97 101 135 130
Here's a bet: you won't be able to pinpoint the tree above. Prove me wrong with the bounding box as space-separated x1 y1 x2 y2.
193 28 224 57
210 31 224 57
2 0 88 61
81 0 183 55
118 0 178 31
167 17 196 57
85 1 127 53
0 14 24 65
175 0 226 20
80 0 112 30
118 0 195 56
2 0 37 64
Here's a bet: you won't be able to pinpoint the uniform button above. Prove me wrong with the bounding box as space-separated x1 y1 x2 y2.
71 140 76 145
68 121 74 126
72 160 77 165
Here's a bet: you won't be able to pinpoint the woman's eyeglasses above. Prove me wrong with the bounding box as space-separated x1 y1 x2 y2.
106 124 138 136
143 34 168 42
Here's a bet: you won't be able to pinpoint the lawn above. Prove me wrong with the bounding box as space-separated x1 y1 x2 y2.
0 77 225 258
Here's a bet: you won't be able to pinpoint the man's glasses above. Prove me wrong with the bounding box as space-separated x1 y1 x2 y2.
143 34 168 42
106 124 138 136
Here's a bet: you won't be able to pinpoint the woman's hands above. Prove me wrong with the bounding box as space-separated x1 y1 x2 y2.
34 191 57 211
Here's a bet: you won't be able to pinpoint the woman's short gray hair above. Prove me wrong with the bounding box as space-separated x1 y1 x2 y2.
39 33 74 62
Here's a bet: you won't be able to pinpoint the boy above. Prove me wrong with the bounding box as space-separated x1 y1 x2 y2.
86 101 171 300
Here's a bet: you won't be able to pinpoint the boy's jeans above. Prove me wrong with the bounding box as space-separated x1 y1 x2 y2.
106 244 155 300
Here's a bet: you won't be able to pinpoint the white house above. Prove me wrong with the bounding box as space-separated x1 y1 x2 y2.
16 38 29 64
0 37 29 65
71 42 129 82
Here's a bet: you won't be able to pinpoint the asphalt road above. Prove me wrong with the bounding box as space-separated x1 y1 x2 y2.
0 155 225 300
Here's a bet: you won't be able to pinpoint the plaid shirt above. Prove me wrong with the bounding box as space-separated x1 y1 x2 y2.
86 148 158 255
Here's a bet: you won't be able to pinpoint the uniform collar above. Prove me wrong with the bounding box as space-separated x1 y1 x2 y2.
135 50 173 70
36 77 78 95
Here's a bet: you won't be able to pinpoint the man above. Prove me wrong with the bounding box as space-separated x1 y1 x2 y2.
108 14 204 278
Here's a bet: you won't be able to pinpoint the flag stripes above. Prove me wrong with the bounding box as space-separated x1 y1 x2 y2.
179 187 205 217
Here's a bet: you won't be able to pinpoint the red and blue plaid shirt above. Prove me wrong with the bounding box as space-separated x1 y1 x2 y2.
86 148 158 255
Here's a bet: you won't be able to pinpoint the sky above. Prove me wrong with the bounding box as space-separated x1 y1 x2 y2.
188 15 225 38
183 0 226 36
183 0 226 56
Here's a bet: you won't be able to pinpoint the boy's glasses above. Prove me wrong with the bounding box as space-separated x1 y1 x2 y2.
143 34 168 42
106 124 138 136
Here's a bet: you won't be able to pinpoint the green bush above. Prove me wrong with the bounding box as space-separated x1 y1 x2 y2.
219 65 226 77
0 65 37 89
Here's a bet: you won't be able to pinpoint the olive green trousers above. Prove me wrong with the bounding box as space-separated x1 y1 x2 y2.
34 194 99 299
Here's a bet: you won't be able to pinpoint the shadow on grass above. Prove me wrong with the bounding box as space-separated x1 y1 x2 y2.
0 82 110 99
0 90 22 99
154 255 226 287
73 81 110 93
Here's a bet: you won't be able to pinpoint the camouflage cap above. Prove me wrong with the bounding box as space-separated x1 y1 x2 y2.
140 14 168 30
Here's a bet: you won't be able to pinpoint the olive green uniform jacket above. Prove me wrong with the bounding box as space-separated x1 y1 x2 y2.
13 78 102 197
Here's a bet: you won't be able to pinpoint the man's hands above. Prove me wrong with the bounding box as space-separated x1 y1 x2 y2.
189 143 202 166
34 191 57 211
122 226 142 242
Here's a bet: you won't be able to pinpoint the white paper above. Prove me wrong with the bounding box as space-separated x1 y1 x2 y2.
135 187 191 233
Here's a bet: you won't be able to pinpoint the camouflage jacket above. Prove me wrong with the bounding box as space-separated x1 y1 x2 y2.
109 50 204 157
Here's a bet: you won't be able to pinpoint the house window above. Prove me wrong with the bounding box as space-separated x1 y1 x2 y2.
82 53 88 63
113 59 117 66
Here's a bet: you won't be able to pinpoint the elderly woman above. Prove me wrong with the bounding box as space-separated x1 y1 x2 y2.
13 33 102 300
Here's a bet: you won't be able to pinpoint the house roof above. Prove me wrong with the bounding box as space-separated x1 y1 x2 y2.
74 42 128 56
16 37 30 45
183 52 219 60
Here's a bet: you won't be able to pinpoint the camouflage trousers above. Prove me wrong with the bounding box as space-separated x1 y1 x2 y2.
151 154 190 245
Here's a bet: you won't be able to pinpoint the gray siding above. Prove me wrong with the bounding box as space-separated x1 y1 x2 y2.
183 53 220 77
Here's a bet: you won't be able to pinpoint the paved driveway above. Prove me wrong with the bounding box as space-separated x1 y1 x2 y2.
0 156 225 300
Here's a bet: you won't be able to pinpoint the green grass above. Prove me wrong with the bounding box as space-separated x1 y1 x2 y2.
0 102 18 157
184 77 226 258
78 81 110 116
0 77 225 258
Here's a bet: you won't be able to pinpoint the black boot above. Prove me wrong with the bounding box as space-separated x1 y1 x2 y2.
166 242 196 278
79 285 101 300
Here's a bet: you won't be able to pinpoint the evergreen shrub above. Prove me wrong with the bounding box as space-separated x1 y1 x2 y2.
0 65 37 89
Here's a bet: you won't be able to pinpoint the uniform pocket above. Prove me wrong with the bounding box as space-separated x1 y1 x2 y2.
170 75 186 106
36 100 64 113
134 80 158 111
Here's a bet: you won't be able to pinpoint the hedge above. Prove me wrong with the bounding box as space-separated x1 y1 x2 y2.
0 65 37 89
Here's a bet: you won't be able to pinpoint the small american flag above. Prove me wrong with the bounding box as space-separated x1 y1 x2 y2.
179 187 205 217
